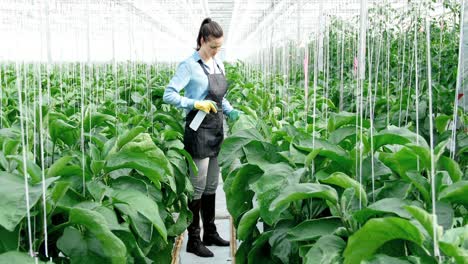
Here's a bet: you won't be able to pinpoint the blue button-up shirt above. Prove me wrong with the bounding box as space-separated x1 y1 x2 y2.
163 51 234 115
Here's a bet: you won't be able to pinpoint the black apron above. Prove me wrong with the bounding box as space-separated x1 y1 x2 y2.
184 60 227 159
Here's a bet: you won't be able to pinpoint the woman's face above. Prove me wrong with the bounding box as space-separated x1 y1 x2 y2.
201 36 224 57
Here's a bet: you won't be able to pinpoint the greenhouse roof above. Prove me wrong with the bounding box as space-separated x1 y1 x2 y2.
0 0 451 62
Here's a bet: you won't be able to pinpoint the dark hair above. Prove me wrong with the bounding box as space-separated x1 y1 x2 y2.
196 18 223 51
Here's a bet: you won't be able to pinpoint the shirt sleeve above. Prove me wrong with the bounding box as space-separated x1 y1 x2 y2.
222 97 234 115
163 61 196 109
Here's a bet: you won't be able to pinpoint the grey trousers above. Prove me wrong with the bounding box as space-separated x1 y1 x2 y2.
189 156 220 200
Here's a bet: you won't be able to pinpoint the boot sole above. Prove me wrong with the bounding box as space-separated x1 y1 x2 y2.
203 241 230 247
187 248 214 257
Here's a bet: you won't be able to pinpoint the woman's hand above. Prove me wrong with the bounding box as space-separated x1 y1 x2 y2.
194 100 218 113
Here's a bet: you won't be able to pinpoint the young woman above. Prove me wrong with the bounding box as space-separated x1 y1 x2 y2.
163 18 241 258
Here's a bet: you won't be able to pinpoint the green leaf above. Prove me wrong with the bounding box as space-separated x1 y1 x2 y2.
294 137 352 169
111 189 167 242
329 126 357 144
116 126 146 151
404 205 443 240
63 207 126 264
47 156 73 178
243 140 288 168
167 195 190 236
438 181 468 207
225 164 262 221
114 203 152 242
303 235 345 264
247 231 273 263
318 172 367 206
436 201 455 231
237 207 260 240
287 217 342 242
9 156 41 184
362 254 412 264
106 133 173 189
438 226 468 264
219 134 258 168
84 111 116 132
373 126 428 150
175 148 198 177
49 118 77 145
343 217 425 264
57 227 120 264
0 251 47 263
93 206 129 232
438 156 462 182
269 183 338 212
406 171 431 204
0 172 58 231
154 113 183 133
353 198 412 224
435 115 451 134
0 225 19 253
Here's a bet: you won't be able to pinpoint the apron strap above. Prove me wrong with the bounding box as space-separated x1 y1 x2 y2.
197 59 224 76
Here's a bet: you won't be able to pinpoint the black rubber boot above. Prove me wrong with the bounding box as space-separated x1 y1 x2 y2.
201 194 230 247
187 199 214 257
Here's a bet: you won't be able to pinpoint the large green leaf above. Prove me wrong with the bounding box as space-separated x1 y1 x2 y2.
243 140 289 169
438 156 462 183
438 226 468 264
115 126 146 151
0 172 58 231
166 195 190 237
9 156 41 184
111 189 167 242
269 183 338 212
353 198 412 224
153 113 183 133
57 226 121 264
303 235 345 264
237 207 260 240
0 225 19 253
293 137 352 169
438 181 468 207
318 172 367 206
0 251 47 264
219 130 263 168
328 126 357 144
362 254 412 264
61 207 127 264
49 118 77 146
247 231 274 263
406 171 431 204
343 217 425 264
435 115 451 134
373 126 428 150
47 156 73 178
106 133 173 189
114 203 153 242
287 217 342 242
84 111 116 132
225 164 262 221
404 205 443 240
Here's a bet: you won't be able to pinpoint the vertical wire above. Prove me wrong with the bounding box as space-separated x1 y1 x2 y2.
414 4 421 172
425 12 440 260
358 0 368 209
16 61 35 258
451 0 465 159
40 0 51 257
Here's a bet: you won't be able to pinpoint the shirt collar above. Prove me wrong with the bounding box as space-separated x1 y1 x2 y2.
192 51 217 66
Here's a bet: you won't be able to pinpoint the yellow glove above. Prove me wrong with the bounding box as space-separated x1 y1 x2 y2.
194 100 218 113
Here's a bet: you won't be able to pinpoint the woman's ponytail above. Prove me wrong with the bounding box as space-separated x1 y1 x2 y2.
196 18 223 50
